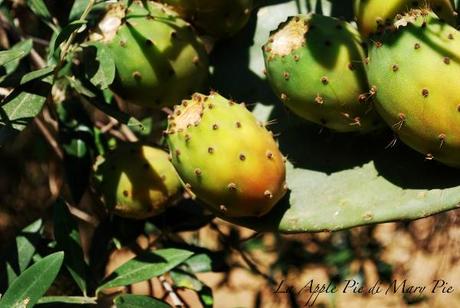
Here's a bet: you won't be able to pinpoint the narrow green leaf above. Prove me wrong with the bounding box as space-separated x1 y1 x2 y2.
0 251 64 308
97 248 194 293
114 294 170 308
183 253 213 273
0 49 25 67
53 20 87 55
0 82 50 134
3 220 42 285
0 40 33 83
37 296 97 305
87 43 115 89
20 65 55 85
170 270 202 290
170 270 213 308
47 30 59 64
69 0 90 21
53 199 87 295
127 117 144 129
66 76 95 97
26 0 52 23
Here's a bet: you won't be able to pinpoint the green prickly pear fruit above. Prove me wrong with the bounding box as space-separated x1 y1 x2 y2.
367 9 460 168
263 14 382 133
159 0 253 38
91 1 208 107
92 144 182 219
354 0 456 37
166 92 287 217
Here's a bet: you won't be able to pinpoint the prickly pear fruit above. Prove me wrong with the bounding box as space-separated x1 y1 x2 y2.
263 14 381 133
159 0 253 38
354 0 456 37
166 92 287 217
92 144 182 219
91 1 208 107
367 9 460 167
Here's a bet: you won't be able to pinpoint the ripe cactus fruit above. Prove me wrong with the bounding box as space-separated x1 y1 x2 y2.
367 9 460 167
354 0 456 37
92 144 182 219
159 0 253 38
263 14 381 133
91 1 208 107
166 92 287 217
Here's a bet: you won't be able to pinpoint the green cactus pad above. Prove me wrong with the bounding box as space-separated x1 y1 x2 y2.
160 0 253 38
263 14 382 133
92 144 182 219
166 92 287 217
354 0 456 37
367 9 460 168
92 1 208 107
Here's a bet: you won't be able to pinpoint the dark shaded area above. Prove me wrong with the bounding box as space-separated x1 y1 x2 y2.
58 98 96 204
150 199 214 233
210 10 279 106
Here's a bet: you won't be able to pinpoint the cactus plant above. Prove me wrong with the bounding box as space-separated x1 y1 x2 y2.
165 92 287 217
91 1 209 107
354 0 456 37
158 0 253 38
263 14 382 133
92 144 182 219
367 9 460 168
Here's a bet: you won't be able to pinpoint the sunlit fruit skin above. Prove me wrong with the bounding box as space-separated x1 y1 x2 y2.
166 92 287 217
159 0 253 38
93 144 182 219
354 0 456 37
92 1 208 107
367 10 460 167
263 14 382 133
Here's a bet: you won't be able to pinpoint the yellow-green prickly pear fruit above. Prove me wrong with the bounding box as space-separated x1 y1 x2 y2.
159 0 253 38
91 1 209 107
367 9 460 167
166 92 287 217
354 0 456 37
92 144 182 219
263 14 382 133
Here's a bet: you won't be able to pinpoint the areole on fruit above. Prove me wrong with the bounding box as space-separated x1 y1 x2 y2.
263 14 382 133
166 92 287 217
91 1 209 108
367 9 460 167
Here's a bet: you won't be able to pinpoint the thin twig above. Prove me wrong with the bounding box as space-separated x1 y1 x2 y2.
34 117 63 159
29 49 46 69
119 124 138 142
158 275 184 307
211 222 276 285
98 118 118 133
65 201 99 226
